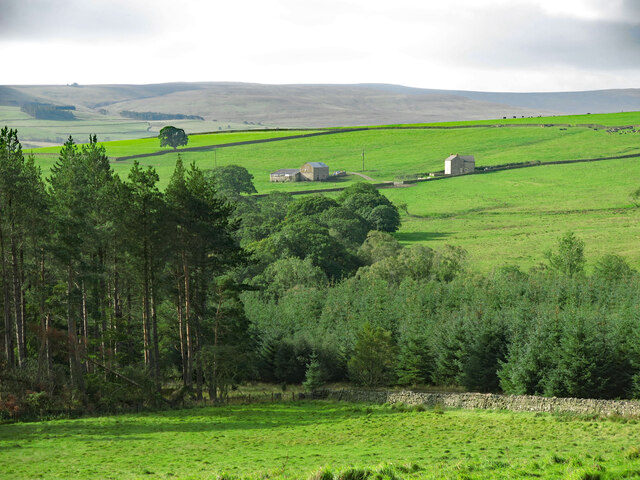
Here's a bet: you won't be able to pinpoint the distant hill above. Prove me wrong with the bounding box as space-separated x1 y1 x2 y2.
365 84 640 115
2 82 640 145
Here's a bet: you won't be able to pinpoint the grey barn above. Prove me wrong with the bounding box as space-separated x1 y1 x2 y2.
444 154 475 175
270 162 330 182
300 162 329 181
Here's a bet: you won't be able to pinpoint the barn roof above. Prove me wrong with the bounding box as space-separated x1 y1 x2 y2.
445 154 475 162
305 162 329 168
271 168 300 175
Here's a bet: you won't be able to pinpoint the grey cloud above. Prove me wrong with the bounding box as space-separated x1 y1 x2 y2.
0 0 159 40
620 0 640 22
429 4 640 71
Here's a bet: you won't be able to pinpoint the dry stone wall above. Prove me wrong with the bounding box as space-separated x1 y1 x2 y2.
323 390 640 417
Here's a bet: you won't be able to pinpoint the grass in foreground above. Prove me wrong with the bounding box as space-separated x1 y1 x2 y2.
2 401 640 480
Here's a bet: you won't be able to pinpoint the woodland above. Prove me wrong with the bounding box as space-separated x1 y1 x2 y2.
1 127 640 420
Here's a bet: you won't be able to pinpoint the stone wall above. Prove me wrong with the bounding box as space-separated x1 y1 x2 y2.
323 390 640 417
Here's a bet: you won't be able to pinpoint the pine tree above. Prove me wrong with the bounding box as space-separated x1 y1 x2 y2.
303 351 325 393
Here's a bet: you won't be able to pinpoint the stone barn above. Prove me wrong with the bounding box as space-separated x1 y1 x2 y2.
444 154 475 175
270 168 301 182
300 162 329 181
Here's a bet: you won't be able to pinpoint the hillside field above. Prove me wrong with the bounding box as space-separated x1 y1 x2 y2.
24 110 640 270
2 402 640 480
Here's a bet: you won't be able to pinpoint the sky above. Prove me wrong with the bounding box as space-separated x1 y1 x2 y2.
1 0 639 92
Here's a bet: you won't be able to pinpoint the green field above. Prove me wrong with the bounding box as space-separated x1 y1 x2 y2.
22 110 640 270
385 158 640 271
31 130 322 157
0 106 275 147
393 110 640 127
2 402 639 480
37 121 636 193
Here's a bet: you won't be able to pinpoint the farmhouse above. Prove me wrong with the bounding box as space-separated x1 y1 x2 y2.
270 162 330 182
444 154 475 175
270 168 301 182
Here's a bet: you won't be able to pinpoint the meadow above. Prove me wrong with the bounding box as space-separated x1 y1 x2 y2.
0 106 275 147
27 122 637 193
396 110 640 127
23 110 640 270
2 401 639 480
385 158 640 271
31 129 322 157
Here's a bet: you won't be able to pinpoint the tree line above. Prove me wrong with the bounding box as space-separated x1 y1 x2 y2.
2 126 638 421
0 127 403 418
20 103 76 121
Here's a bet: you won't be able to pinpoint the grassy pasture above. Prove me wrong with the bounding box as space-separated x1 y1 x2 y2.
42 124 636 192
0 106 275 147
30 130 322 157
385 159 640 271
2 402 640 480
23 112 640 270
394 110 640 127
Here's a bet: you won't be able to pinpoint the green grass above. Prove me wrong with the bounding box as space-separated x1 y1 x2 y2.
0 106 281 146
390 110 640 127
385 158 640 271
22 114 640 270
29 124 633 192
30 130 322 157
2 401 639 479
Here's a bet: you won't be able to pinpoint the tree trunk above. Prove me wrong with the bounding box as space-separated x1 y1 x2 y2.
183 251 193 389
142 236 151 369
176 274 188 387
81 280 89 372
112 249 121 363
10 230 25 367
150 277 160 391
67 262 84 392
0 226 15 367
37 249 50 380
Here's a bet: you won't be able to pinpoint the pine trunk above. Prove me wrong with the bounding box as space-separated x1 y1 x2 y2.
67 262 84 392
176 275 188 387
0 226 15 367
183 251 193 388
11 231 25 367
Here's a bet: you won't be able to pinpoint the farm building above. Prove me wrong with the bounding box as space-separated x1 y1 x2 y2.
270 162 330 182
300 162 330 181
270 168 301 182
444 154 475 175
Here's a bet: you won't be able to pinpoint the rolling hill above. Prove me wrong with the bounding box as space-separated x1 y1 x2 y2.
4 82 640 146
26 110 640 271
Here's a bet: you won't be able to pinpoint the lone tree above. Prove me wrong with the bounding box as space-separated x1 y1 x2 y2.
158 126 188 150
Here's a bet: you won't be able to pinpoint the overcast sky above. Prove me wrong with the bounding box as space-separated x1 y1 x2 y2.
1 0 639 92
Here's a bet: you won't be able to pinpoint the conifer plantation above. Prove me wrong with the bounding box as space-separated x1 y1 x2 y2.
2 127 640 421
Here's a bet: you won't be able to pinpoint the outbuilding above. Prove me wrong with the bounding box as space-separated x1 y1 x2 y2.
300 162 329 181
270 168 301 182
444 154 475 175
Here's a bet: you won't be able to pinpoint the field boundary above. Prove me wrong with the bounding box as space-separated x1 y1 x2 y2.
252 151 640 197
111 128 369 161
320 389 640 417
